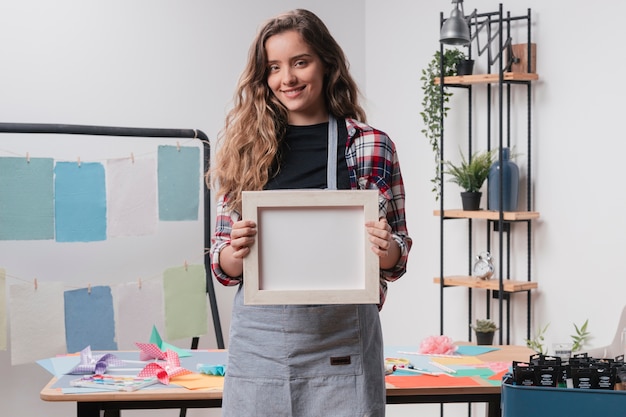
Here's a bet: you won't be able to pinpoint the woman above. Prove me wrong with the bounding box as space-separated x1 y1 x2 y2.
209 9 412 417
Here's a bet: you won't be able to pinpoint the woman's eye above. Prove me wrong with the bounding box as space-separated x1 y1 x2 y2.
268 64 279 72
294 60 307 67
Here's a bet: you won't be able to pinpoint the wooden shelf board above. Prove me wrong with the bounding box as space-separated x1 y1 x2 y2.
433 276 538 292
435 72 539 85
433 209 540 221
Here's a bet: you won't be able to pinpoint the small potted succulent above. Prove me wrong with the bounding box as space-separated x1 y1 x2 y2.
471 319 499 345
444 149 495 210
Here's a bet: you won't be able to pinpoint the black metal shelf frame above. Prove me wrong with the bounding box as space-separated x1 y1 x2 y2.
437 4 535 345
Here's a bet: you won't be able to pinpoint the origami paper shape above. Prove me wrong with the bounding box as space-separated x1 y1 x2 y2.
68 346 125 375
196 363 227 376
137 349 192 384
135 325 191 361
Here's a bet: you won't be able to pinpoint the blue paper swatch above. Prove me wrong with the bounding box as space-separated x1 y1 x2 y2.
64 286 118 353
0 157 54 240
157 145 200 221
54 161 107 242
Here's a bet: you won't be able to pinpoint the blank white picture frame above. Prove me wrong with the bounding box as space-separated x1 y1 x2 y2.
242 189 380 305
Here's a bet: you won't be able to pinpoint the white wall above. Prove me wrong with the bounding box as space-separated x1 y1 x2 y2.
2 0 625 416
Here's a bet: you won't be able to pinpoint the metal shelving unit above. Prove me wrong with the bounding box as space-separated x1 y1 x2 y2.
435 4 539 344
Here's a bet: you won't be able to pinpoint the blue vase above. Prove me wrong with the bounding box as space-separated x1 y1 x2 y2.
488 148 519 211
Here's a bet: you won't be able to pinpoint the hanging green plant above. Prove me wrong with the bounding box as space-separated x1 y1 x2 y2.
420 48 465 201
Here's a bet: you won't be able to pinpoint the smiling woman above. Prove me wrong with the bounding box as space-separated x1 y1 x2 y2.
265 30 327 125
208 8 412 417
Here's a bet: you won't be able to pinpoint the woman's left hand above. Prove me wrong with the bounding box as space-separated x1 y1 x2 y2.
365 218 393 257
366 218 401 269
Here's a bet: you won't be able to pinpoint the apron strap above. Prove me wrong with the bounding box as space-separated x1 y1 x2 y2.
326 114 338 190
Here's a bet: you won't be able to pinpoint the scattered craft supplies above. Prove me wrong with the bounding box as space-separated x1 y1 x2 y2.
70 374 159 392
68 346 125 374
511 353 626 390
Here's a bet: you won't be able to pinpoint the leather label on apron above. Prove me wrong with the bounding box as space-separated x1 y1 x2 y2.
330 356 351 366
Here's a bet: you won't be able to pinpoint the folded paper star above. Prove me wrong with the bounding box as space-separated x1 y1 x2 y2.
135 325 191 361
68 346 125 375
137 349 192 384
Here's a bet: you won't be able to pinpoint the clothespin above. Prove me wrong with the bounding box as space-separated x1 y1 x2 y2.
87 283 91 294
26 152 30 163
77 156 82 167
130 152 135 164
184 260 188 271
34 278 38 290
176 141 181 152
138 277 142 290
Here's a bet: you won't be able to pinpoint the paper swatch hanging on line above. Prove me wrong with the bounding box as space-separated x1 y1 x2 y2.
163 264 208 340
54 161 107 242
0 269 6 351
64 285 117 353
9 281 66 365
107 157 157 237
157 145 200 221
113 279 165 350
0 157 54 240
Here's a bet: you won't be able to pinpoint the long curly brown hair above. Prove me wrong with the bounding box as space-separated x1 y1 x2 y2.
209 9 366 213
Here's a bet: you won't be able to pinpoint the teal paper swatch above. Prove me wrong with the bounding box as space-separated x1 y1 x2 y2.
157 145 200 221
0 157 54 240
64 286 118 353
54 161 106 242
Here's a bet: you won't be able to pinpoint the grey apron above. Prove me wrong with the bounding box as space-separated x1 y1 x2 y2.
222 116 386 417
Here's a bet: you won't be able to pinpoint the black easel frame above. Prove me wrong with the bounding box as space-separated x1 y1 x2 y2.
0 122 224 350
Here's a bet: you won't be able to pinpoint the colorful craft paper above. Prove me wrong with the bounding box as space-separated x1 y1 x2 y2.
135 325 191 360
163 264 208 341
9 281 66 365
68 345 125 374
64 286 117 353
54 161 107 242
386 374 482 388
138 349 192 384
114 280 165 350
455 345 500 356
157 145 200 221
171 373 225 390
106 157 157 237
0 157 54 240
0 269 6 350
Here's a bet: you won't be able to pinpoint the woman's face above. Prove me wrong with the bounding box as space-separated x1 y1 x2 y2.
265 30 327 126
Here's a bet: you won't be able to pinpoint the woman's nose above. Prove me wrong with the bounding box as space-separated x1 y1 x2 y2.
282 68 297 85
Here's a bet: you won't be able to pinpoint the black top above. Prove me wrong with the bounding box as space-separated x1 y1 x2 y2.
265 119 350 190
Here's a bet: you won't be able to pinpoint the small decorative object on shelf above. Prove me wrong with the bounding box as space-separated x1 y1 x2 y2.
443 149 494 210
471 319 498 345
473 251 494 280
488 147 520 211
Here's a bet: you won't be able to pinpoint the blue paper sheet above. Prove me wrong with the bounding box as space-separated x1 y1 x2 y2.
64 286 117 352
0 157 54 240
157 145 200 221
54 161 106 242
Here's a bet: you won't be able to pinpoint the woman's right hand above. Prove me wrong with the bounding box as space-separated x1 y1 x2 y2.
229 219 257 259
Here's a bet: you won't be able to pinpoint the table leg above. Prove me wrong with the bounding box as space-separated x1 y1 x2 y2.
77 402 103 417
486 398 500 417
76 402 121 417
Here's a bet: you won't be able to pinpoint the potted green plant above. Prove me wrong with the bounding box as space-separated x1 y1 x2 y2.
443 149 494 210
420 48 466 201
471 319 499 345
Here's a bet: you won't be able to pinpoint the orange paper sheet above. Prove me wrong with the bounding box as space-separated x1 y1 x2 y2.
386 374 482 388
171 373 224 390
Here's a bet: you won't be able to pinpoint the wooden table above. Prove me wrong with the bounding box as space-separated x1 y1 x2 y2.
40 345 536 417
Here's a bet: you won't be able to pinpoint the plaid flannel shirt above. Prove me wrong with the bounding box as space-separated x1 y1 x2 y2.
210 118 412 309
